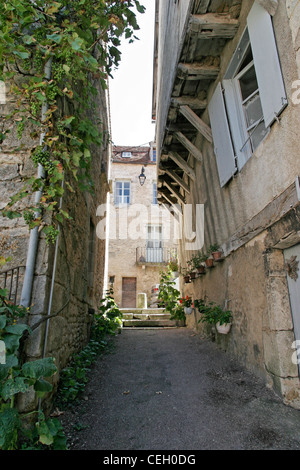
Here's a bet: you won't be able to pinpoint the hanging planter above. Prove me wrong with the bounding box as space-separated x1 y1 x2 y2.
184 306 193 315
183 275 190 283
216 322 231 334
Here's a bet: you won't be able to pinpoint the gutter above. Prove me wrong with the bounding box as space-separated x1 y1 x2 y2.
20 58 53 309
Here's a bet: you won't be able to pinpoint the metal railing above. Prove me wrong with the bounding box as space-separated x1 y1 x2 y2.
136 247 177 265
0 266 26 305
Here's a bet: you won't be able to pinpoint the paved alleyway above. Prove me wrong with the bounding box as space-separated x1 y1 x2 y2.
62 328 300 450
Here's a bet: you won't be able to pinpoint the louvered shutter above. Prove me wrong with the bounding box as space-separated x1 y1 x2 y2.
208 82 236 187
247 1 287 128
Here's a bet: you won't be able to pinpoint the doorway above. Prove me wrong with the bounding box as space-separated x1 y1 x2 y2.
122 277 137 308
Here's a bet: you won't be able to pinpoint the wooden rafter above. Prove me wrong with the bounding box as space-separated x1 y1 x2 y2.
164 168 190 194
163 178 185 204
174 131 203 163
177 63 219 80
168 151 196 181
179 105 212 143
188 13 239 39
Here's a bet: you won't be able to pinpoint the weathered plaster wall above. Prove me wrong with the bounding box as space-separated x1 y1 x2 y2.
177 0 300 407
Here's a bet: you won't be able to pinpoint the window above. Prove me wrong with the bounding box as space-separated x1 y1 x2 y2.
151 149 156 162
208 2 287 187
152 182 157 205
146 225 163 262
122 152 132 158
114 180 131 205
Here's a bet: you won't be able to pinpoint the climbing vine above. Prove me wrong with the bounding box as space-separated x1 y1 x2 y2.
0 0 145 242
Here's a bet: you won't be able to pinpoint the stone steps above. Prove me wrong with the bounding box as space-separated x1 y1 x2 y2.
120 308 185 329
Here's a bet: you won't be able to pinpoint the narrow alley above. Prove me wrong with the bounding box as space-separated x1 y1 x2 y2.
61 328 300 451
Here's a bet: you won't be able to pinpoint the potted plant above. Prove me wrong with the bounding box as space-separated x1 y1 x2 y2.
190 252 206 274
168 258 179 277
181 268 191 284
187 259 196 280
179 296 193 315
203 252 214 268
208 244 223 261
196 300 232 334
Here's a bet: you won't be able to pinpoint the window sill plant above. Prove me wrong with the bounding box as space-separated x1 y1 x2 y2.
208 244 223 261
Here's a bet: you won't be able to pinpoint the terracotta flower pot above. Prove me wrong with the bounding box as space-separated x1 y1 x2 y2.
212 251 223 261
205 258 214 268
197 265 205 274
190 272 196 280
183 275 190 283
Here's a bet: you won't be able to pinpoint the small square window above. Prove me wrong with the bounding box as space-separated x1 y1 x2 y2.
122 152 132 158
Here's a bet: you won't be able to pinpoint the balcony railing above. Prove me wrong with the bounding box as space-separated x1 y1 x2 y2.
136 247 177 265
0 266 25 305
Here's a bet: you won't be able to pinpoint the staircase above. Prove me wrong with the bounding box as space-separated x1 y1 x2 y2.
120 308 185 329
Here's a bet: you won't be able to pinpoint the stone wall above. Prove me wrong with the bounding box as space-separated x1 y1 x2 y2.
0 70 110 410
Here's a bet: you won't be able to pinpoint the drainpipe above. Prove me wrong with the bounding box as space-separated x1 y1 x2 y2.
20 57 53 308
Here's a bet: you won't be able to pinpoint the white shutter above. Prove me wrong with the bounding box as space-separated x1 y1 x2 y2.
208 82 236 187
247 1 287 128
223 79 252 170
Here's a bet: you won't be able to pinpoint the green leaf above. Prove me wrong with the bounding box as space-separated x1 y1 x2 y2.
34 378 53 397
22 357 57 379
0 315 7 330
5 323 32 336
13 50 30 59
0 377 29 401
0 407 20 450
46 33 62 44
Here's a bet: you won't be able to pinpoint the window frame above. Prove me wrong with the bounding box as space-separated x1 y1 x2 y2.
114 180 131 206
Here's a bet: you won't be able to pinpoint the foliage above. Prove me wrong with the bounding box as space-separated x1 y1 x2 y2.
179 296 193 308
55 288 122 408
94 287 123 337
0 290 66 450
207 244 220 254
195 299 232 326
0 0 145 241
158 269 185 321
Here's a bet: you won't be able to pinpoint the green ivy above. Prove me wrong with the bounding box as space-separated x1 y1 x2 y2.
0 0 145 242
0 290 66 450
158 269 185 321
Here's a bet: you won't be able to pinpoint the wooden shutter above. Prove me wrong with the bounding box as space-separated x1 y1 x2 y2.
247 1 287 128
208 82 236 187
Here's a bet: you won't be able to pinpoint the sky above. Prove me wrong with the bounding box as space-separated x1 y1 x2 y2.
108 1 156 147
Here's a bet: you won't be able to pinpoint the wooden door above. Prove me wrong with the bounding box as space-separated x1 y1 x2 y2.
122 277 136 308
284 244 300 375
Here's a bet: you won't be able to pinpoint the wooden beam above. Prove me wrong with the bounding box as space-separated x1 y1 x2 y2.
159 189 178 207
174 131 203 163
257 0 278 16
171 96 207 110
188 13 239 39
168 151 196 181
163 178 186 204
177 63 219 80
179 105 212 143
165 168 190 194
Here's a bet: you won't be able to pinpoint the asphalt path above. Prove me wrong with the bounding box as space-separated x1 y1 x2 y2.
62 328 300 451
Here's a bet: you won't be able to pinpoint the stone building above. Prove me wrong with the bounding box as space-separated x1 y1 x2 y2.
153 0 300 408
0 69 110 407
107 144 178 308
